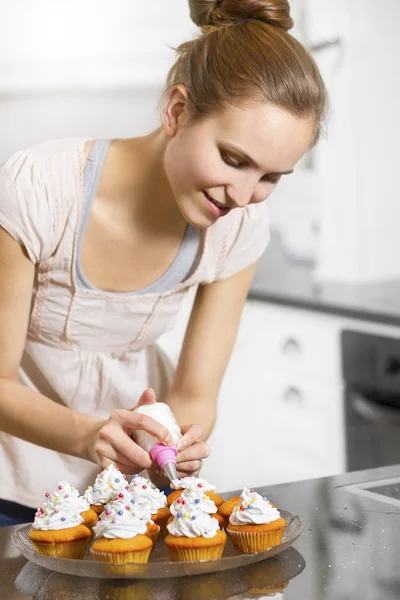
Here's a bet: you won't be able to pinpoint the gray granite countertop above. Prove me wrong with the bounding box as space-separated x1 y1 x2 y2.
3 464 400 599
250 231 400 326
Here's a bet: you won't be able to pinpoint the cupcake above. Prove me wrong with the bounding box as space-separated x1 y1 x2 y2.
29 499 91 559
165 496 226 561
127 474 170 537
43 481 98 531
226 488 286 553
109 494 160 546
91 500 152 567
169 477 223 508
84 465 128 515
218 495 241 527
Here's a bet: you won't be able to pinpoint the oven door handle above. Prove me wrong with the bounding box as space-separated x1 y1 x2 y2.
351 392 400 425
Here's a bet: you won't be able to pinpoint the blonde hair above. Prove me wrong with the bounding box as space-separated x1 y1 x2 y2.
165 0 327 145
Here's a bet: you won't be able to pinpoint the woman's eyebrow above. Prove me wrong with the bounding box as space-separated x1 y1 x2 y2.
222 142 294 175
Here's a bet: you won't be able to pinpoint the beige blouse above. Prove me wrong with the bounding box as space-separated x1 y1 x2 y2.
0 138 270 507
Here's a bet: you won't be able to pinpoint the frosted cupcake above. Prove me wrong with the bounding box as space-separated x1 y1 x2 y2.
29 499 91 559
167 485 224 528
169 477 223 508
165 496 226 561
226 488 286 553
91 500 152 568
84 465 128 515
127 474 170 536
107 493 160 546
44 481 98 531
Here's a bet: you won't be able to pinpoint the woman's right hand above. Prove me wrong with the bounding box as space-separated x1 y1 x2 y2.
85 389 174 473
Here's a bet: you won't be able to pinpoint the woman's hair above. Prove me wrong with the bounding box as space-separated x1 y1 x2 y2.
165 0 327 145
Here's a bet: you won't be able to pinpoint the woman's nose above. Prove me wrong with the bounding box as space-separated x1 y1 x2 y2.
226 177 257 208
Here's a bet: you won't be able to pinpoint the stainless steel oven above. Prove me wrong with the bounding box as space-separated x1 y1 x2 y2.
342 330 400 471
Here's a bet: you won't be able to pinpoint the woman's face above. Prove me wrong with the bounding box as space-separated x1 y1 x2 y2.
163 92 315 229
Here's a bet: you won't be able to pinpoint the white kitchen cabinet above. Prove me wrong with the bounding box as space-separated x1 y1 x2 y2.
159 296 346 492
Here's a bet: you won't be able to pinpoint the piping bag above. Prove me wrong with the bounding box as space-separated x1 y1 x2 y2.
132 401 182 482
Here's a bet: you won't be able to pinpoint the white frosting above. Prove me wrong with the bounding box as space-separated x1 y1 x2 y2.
45 481 89 514
170 476 216 493
84 465 128 506
108 492 153 525
32 481 89 530
135 403 182 445
229 488 281 526
167 496 220 538
127 475 167 512
93 500 148 539
33 501 84 531
170 486 217 516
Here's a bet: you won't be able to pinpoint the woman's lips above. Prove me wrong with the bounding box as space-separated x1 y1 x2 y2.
203 191 231 217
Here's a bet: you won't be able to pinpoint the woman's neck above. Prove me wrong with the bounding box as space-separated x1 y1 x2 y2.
105 128 186 238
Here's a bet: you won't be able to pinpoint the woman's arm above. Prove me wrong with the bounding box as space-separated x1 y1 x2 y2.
167 261 258 449
0 227 174 472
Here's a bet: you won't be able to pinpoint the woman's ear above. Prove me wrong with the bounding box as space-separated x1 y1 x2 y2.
163 85 189 138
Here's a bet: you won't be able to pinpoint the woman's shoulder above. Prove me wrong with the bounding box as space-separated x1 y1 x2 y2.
0 138 93 263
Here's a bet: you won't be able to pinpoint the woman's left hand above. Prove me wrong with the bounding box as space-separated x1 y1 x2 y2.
175 423 210 478
147 422 210 487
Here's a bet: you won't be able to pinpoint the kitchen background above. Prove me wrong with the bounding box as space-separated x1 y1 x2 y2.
1 0 400 492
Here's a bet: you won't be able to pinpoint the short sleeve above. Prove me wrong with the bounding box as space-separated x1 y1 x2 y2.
0 150 56 263
214 202 270 281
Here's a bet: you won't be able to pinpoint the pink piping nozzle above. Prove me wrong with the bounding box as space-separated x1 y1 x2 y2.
150 443 178 469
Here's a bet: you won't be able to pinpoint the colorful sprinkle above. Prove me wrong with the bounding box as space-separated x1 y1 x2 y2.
92 488 97 493
105 510 111 516
61 516 66 521
64 493 69 498
250 489 254 493
191 515 196 520
248 504 253 509
112 519 116 524
142 485 147 489
197 483 203 488
130 499 136 505
58 485 63 491
45 492 50 498
118 493 124 499
177 511 182 518
176 498 182 504
118 510 123 516
195 498 200 504
240 505 245 511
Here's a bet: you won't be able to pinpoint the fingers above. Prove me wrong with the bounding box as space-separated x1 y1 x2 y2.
95 442 146 474
177 440 210 465
176 424 204 452
135 387 156 409
97 455 144 475
176 459 203 479
111 409 174 446
97 419 152 469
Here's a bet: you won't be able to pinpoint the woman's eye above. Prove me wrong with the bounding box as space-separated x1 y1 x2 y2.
221 152 242 169
261 174 280 184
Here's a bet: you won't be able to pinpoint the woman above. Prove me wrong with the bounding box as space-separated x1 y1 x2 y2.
0 0 327 526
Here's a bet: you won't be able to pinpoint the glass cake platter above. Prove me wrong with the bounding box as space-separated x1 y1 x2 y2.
12 509 303 579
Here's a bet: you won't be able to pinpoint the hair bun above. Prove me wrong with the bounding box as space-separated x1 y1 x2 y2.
189 0 294 31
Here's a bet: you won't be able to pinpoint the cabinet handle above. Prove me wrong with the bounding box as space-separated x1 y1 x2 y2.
281 337 301 357
282 386 304 406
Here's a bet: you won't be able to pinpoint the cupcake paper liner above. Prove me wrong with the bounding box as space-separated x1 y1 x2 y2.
227 527 285 553
167 542 226 562
91 548 152 565
31 538 89 559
